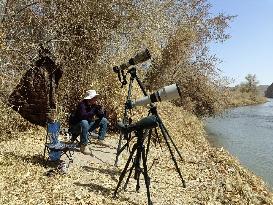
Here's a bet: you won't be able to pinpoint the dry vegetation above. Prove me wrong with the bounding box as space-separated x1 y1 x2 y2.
227 74 267 107
1 103 273 205
227 89 267 108
1 0 272 204
0 0 233 127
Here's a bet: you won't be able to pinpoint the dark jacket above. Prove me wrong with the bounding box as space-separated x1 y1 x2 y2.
8 56 62 126
70 100 105 125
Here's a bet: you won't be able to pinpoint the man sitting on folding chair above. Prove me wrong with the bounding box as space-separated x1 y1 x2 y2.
69 90 108 155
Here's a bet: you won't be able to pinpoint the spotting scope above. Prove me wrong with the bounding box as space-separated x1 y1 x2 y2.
113 49 151 73
117 115 158 134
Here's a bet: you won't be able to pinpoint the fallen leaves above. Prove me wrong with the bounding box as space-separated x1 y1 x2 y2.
0 103 273 204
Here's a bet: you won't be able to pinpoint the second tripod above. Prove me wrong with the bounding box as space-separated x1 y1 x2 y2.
113 113 186 205
113 128 153 204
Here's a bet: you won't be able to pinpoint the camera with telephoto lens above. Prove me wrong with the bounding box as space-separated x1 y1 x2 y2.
113 49 151 73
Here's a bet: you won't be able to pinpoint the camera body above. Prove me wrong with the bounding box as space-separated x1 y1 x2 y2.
92 104 106 119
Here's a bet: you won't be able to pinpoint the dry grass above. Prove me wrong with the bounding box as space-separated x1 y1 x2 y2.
0 102 272 205
0 101 37 140
227 90 268 108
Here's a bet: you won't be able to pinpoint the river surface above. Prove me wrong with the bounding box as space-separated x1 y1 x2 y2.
205 98 273 189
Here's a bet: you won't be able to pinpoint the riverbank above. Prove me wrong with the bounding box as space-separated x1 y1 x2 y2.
1 102 273 204
205 99 273 192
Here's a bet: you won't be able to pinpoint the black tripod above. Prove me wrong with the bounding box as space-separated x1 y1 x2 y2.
114 128 153 204
113 111 186 205
114 67 149 166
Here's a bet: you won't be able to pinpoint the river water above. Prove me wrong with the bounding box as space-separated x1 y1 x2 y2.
205 98 273 189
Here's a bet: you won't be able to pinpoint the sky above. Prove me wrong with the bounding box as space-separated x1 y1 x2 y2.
209 0 273 86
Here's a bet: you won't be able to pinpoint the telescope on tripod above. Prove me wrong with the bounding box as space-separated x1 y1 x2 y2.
113 49 151 87
113 48 185 205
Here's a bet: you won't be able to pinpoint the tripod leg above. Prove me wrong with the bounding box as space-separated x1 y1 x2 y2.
154 128 163 149
114 132 123 166
135 168 141 192
162 122 184 162
123 164 134 191
145 129 153 158
142 145 153 205
116 139 130 157
158 117 184 162
114 144 137 197
134 144 142 192
158 123 186 188
115 75 134 166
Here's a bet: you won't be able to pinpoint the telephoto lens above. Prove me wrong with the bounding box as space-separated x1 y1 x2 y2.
112 48 151 73
132 83 182 108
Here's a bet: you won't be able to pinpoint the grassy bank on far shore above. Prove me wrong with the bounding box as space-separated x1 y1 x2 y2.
227 89 268 108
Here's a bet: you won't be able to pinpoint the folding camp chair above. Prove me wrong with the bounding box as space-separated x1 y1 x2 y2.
43 121 75 167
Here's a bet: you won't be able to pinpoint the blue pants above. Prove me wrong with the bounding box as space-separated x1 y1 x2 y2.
70 117 108 145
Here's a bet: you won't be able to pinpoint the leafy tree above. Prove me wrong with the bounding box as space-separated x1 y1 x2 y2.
239 74 258 94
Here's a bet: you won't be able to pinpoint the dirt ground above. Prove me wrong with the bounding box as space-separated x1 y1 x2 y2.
1 104 273 204
70 136 118 168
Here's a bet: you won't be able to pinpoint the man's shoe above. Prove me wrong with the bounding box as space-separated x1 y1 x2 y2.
80 145 92 155
96 139 104 145
89 132 99 139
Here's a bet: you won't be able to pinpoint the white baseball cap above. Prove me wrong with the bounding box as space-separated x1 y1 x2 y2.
83 90 99 100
